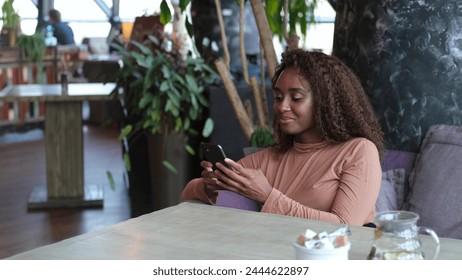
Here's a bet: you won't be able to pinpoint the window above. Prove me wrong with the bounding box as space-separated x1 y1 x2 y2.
303 0 336 54
54 0 111 44
3 0 335 52
119 0 162 21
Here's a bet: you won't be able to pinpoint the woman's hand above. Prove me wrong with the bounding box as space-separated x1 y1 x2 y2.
214 158 273 204
200 160 222 197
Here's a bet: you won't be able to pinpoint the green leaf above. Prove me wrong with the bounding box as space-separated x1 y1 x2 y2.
138 95 153 109
185 73 198 90
159 0 172 25
183 117 190 130
106 171 116 191
161 64 171 79
200 63 216 74
151 110 161 122
179 0 191 11
250 127 275 148
109 42 125 53
190 93 198 110
265 0 282 34
188 128 199 136
160 80 170 92
151 126 160 134
150 95 160 109
165 99 172 113
119 125 133 139
185 144 195 155
123 152 131 172
130 40 152 56
165 99 180 116
196 86 204 95
175 117 182 131
202 118 214 138
143 119 150 129
162 160 178 173
189 107 198 120
172 72 186 87
166 89 181 107
146 35 161 47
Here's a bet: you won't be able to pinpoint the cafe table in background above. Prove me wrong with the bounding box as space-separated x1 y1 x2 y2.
0 82 117 209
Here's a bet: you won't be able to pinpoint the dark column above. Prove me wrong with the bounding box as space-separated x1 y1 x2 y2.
333 0 462 152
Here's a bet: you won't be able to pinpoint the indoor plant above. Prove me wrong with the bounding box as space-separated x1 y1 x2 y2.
16 32 46 83
112 36 216 172
111 33 217 216
1 0 20 47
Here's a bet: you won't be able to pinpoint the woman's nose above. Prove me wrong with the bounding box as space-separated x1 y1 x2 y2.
278 99 291 111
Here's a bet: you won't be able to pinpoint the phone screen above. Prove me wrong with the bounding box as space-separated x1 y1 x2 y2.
200 142 232 171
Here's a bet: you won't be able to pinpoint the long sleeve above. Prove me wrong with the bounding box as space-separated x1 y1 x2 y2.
240 138 381 226
180 178 217 204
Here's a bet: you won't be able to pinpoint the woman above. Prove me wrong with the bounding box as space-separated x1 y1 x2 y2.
181 48 384 226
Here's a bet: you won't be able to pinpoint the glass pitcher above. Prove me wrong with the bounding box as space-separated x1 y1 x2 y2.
367 211 440 260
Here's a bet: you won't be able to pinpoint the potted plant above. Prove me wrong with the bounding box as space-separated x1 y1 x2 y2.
111 31 217 216
16 32 46 83
1 0 20 47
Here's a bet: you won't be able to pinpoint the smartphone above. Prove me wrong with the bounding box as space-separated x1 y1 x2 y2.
200 142 232 171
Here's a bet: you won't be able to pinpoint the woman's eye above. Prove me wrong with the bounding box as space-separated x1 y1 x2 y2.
274 95 283 102
292 97 302 102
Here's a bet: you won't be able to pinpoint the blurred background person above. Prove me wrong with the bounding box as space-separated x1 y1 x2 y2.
48 9 75 45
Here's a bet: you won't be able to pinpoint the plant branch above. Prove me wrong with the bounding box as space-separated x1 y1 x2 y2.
250 76 266 127
215 59 254 140
238 0 266 128
259 43 269 122
214 0 230 68
239 0 250 85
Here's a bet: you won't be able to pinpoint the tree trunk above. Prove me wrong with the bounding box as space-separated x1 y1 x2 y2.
215 59 254 140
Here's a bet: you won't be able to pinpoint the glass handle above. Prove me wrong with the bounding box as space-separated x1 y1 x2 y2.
418 227 440 260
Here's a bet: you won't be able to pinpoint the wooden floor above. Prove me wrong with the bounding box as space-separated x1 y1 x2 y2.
0 124 131 259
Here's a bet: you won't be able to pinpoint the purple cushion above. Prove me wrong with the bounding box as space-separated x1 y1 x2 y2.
403 124 462 239
382 150 417 173
215 190 261 212
381 150 417 201
376 168 406 212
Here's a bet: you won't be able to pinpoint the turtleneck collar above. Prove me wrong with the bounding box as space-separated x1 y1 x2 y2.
292 140 330 153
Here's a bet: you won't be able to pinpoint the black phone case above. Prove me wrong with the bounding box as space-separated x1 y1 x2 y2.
200 142 232 170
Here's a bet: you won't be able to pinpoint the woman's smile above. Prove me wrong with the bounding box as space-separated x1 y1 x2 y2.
279 115 296 124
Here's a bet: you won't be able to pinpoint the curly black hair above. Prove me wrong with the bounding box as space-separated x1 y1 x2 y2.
271 48 384 158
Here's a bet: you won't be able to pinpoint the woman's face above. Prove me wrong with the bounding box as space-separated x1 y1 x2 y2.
273 67 321 143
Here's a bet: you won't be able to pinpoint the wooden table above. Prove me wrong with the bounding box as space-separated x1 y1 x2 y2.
5 202 462 259
0 83 117 209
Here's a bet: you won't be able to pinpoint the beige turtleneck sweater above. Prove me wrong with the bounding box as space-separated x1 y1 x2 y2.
181 138 381 226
